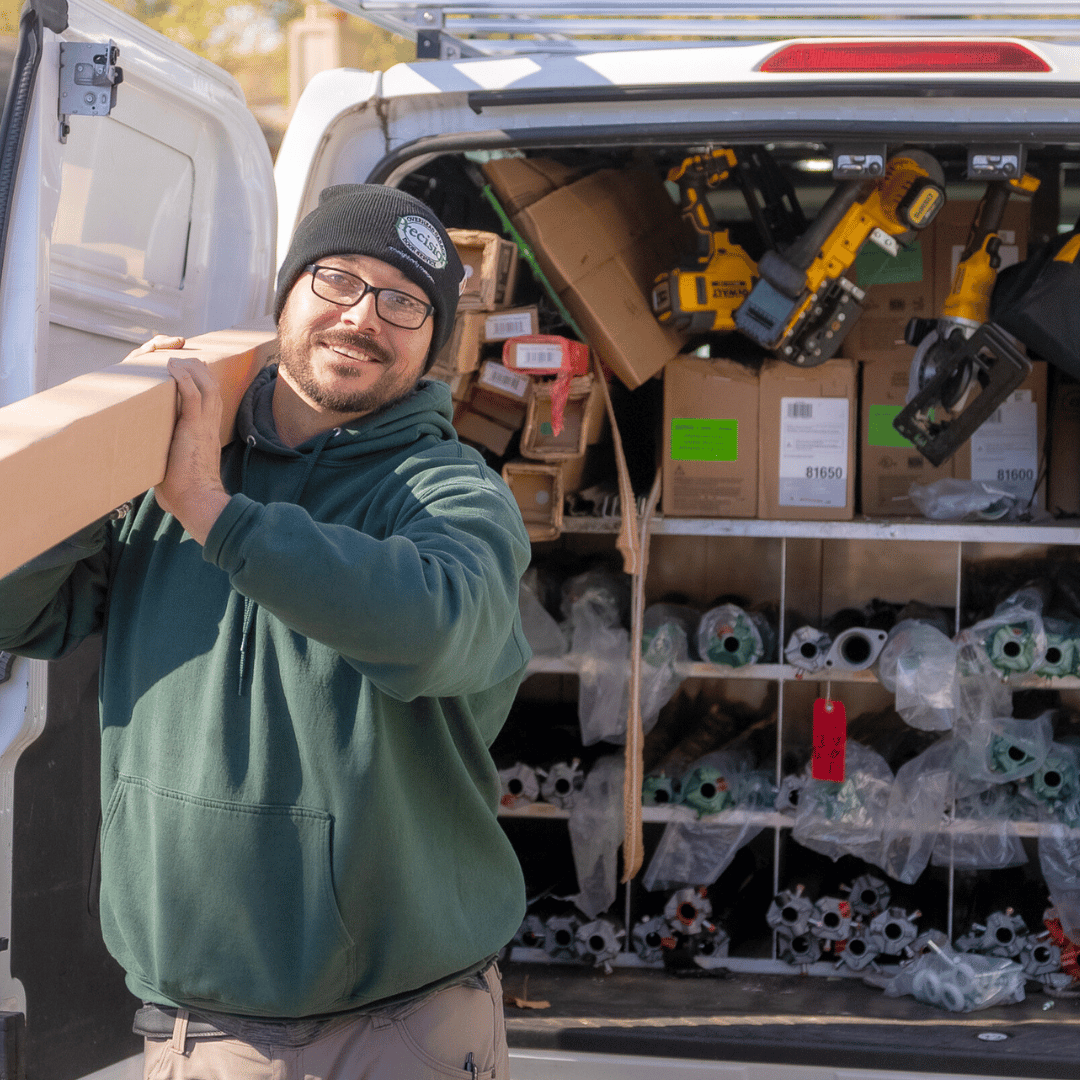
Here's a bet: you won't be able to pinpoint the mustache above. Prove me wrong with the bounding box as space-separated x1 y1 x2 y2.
316 332 393 366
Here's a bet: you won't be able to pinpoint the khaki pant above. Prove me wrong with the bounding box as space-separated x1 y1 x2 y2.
143 966 508 1080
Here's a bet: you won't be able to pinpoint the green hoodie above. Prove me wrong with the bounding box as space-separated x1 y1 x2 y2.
0 369 531 1018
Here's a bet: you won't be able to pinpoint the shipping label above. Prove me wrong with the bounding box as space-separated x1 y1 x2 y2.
485 310 535 340
670 418 738 462
971 390 1037 498
514 343 564 370
778 397 849 508
478 361 530 400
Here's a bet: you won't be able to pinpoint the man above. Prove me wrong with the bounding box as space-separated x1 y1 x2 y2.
0 184 531 1078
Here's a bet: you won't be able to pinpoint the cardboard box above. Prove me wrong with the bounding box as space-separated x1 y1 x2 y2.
1048 376 1080 516
431 312 486 376
502 460 563 541
520 376 596 461
448 229 519 310
953 361 1047 510
467 386 528 431
859 357 953 516
842 238 934 361
758 359 857 521
453 404 517 457
474 360 532 404
513 167 688 389
0 322 276 580
662 357 758 519
480 156 584 217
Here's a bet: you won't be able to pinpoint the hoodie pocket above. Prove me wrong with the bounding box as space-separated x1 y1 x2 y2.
99 775 356 1016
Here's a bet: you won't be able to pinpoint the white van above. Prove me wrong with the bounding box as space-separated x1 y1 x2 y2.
3 3 1080 1079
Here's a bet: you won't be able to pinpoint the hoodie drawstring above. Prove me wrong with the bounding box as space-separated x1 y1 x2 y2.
234 429 336 695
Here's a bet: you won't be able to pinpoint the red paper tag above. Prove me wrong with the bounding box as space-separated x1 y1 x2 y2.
812 698 847 782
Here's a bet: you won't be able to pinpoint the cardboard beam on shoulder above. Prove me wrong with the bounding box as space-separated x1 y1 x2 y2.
0 321 277 580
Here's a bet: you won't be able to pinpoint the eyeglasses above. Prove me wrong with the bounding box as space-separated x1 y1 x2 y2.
305 264 434 330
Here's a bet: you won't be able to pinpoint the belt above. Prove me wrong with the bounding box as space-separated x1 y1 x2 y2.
133 1004 227 1040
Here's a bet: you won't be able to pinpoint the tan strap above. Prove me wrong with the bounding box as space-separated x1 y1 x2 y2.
591 356 639 576
622 466 662 882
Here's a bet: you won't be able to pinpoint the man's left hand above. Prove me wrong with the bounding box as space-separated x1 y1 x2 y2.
154 354 232 544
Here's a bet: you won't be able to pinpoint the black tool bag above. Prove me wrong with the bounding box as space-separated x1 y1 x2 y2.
991 220 1080 382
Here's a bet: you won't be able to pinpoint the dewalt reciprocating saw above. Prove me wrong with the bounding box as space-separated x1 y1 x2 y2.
734 150 947 367
651 146 807 334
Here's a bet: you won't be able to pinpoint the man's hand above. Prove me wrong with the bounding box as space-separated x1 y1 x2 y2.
151 344 232 545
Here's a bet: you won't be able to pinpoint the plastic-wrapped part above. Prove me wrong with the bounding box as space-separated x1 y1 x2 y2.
954 712 1054 786
868 906 921 956
519 574 569 658
908 478 1018 521
728 769 778 810
638 603 695 731
543 913 583 960
643 804 765 892
680 765 733 817
766 885 814 937
697 603 776 667
836 923 879 971
885 942 1026 1011
959 585 1048 679
845 873 891 917
792 742 894 867
1029 742 1080 814
931 785 1028 870
642 774 680 807
811 896 852 942
785 625 832 673
776 773 806 814
567 755 624 919
1038 810 1080 944
877 620 959 732
1036 618 1080 678
881 739 956 884
560 570 631 626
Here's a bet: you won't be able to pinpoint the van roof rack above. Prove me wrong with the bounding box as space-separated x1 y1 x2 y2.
328 1 1080 58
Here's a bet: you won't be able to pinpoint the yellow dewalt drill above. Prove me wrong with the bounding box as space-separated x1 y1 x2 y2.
651 149 759 333
734 150 947 366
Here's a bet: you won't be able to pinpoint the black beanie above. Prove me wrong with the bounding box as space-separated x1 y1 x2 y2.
274 184 466 367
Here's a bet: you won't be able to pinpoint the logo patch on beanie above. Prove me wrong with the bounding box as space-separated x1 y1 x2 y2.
396 214 447 270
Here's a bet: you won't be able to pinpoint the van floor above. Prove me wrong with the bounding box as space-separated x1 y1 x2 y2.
501 962 1080 1079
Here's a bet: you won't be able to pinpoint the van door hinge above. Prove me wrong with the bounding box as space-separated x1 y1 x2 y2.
0 652 13 685
58 40 122 143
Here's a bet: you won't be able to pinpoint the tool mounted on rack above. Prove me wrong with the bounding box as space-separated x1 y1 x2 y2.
892 174 1042 466
651 145 807 333
733 150 946 366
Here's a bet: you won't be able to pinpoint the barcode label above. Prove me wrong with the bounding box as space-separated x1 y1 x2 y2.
485 311 534 340
787 401 813 419
515 344 565 371
478 361 530 399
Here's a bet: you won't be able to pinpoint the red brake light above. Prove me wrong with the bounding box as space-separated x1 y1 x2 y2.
759 41 1051 74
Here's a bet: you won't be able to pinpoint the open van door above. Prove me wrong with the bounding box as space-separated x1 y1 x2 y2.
0 3 275 1077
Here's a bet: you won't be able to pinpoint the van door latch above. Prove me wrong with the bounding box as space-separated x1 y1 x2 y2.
58 40 123 143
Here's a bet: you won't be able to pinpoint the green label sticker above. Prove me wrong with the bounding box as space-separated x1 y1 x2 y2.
540 421 554 436
671 418 738 461
853 241 924 287
868 404 915 448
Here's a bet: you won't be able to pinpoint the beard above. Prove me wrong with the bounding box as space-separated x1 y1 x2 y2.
276 315 419 416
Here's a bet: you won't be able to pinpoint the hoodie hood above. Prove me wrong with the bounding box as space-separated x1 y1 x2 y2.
235 364 457 462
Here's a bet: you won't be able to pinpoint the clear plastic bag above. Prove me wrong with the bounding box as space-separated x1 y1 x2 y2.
568 755 624 919
792 742 893 867
638 604 696 730
931 784 1028 870
953 712 1054 786
877 620 959 731
1038 805 1080 944
519 572 569 658
563 572 632 745
642 751 764 891
908 479 1018 522
885 942 1026 1011
880 739 956 885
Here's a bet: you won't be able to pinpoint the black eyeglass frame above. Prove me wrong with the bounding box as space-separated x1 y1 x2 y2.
304 263 434 330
